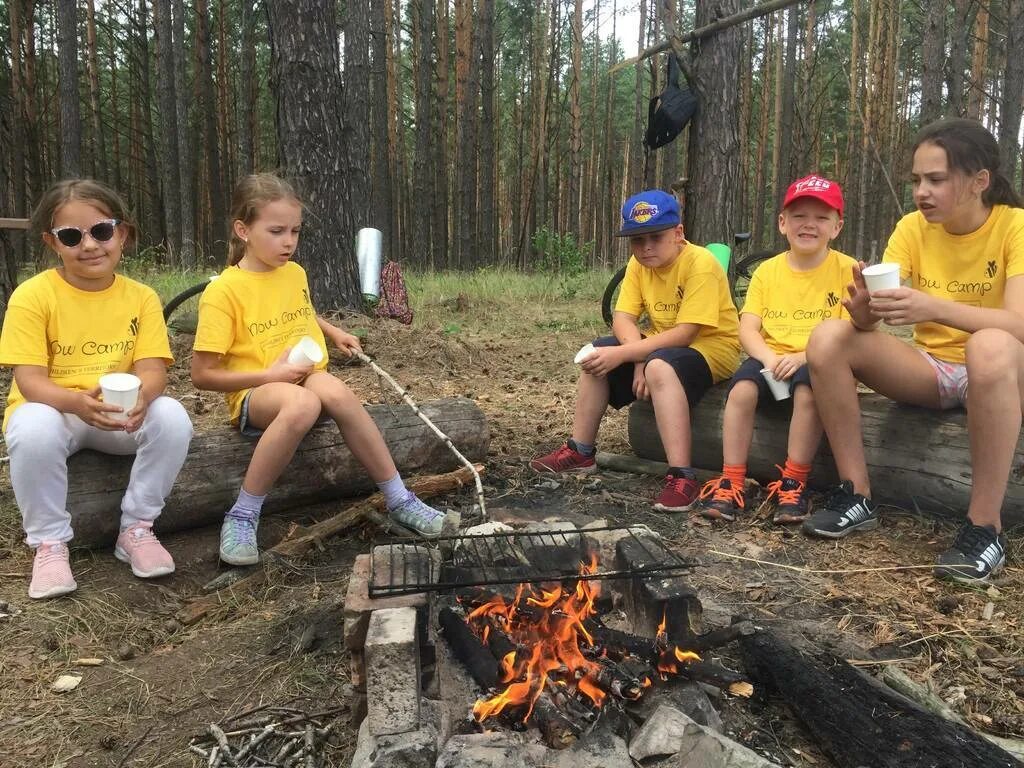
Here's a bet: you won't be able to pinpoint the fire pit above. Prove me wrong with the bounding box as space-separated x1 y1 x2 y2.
346 521 773 768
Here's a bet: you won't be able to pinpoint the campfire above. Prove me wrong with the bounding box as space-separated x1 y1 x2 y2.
438 548 754 749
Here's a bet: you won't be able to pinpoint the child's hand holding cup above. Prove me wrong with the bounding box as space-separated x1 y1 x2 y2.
760 368 791 401
287 336 325 367
860 263 901 295
98 372 142 421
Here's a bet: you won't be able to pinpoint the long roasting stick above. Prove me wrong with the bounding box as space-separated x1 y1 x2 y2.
355 350 487 520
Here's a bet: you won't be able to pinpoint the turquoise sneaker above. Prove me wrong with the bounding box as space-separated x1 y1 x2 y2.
388 493 445 538
219 511 259 566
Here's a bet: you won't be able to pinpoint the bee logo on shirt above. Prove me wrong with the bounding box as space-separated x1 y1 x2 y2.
676 286 684 300
302 288 311 307
129 317 139 336
825 292 840 308
986 261 998 279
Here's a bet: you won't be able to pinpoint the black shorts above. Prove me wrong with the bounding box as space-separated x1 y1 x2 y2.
593 336 714 410
729 356 811 401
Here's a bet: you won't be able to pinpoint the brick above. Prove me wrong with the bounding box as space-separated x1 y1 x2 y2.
344 554 429 652
365 607 421 736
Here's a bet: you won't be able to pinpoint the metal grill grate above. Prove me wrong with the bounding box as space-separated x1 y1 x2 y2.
368 525 694 598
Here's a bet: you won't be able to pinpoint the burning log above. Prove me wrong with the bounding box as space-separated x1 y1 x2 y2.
532 693 581 749
437 607 500 691
678 659 754 698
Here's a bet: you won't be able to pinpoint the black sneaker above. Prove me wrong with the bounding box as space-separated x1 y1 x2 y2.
801 481 878 538
934 523 1007 584
696 476 745 521
765 477 810 524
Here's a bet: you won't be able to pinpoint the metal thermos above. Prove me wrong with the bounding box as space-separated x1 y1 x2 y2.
356 228 383 303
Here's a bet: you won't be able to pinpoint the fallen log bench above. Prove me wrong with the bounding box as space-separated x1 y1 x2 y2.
65 397 489 547
627 387 1024 528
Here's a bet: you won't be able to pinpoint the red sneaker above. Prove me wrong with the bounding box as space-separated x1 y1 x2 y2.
529 443 597 475
653 474 700 512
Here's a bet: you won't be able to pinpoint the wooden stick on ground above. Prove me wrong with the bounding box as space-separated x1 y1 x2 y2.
178 465 483 626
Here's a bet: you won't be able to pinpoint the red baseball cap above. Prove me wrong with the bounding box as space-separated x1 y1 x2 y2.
783 174 844 216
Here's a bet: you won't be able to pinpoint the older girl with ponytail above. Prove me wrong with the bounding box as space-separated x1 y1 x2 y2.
804 118 1024 584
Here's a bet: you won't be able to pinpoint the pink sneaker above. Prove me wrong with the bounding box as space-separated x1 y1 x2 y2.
529 442 597 474
114 523 175 578
29 542 78 599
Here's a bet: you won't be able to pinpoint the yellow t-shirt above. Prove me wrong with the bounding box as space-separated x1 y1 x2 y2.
614 242 740 382
0 269 173 430
884 205 1024 363
741 249 856 354
193 262 328 422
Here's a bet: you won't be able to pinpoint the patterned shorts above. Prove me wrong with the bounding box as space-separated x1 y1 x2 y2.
919 351 968 409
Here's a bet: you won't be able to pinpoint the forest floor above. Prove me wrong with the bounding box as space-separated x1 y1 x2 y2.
0 271 1021 767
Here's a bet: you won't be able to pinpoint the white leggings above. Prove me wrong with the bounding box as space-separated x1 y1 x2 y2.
4 398 194 546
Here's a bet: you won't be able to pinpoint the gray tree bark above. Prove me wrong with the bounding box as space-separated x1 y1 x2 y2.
267 0 364 310
153 0 182 262
685 0 742 244
171 0 196 265
478 0 497 263
999 0 1024 181
56 0 81 177
920 0 945 125
411 0 435 265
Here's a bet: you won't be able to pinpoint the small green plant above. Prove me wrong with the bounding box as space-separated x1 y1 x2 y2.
531 227 592 277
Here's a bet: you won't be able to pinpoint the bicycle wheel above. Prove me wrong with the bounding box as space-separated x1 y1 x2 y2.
162 281 210 332
601 265 628 326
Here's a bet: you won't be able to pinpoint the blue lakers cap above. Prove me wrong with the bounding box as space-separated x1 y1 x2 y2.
616 190 680 237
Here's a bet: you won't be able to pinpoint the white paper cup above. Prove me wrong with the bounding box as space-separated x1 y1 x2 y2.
287 336 325 366
861 263 901 294
760 368 791 401
99 372 141 420
574 343 596 365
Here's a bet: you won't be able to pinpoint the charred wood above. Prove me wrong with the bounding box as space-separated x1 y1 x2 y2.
438 607 500 691
741 630 1023 768
679 659 753 697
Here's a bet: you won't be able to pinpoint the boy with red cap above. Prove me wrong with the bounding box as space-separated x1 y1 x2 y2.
531 190 739 512
696 174 855 524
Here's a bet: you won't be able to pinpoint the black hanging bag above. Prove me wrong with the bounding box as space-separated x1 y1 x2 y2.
644 55 698 150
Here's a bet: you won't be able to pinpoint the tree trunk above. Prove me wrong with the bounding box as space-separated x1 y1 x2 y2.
775 4 798 206
411 0 435 267
195 0 226 261
968 3 990 120
433 0 450 269
107 12 123 192
947 0 972 116
238 0 257 176
920 0 945 125
630 0 648 193
568 0 583 236
370 0 396 261
84 0 107 181
153 0 182 263
7 0 28 259
454 0 478 268
1000 0 1024 181
751 15 773 249
56 0 81 178
477 0 497 264
267 0 364 310
172 0 196 266
685 0 742 245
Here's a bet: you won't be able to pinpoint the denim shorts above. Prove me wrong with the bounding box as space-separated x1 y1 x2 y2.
729 356 811 401
593 336 713 410
237 389 330 438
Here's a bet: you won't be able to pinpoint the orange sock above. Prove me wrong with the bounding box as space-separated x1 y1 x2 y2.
782 458 811 484
723 464 746 488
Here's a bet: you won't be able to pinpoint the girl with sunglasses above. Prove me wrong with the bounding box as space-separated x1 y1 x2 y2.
0 179 193 599
191 174 448 566
805 118 1024 583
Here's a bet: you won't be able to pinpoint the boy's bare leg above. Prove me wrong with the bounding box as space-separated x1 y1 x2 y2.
644 359 691 467
963 329 1024 531
303 371 398 483
787 386 824 465
722 381 758 466
807 319 941 498
570 372 611 445
243 382 324 494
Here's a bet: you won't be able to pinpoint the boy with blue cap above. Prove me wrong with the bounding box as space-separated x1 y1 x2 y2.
531 190 740 511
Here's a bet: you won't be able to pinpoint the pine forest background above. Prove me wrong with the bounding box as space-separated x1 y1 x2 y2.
1 0 1023 310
